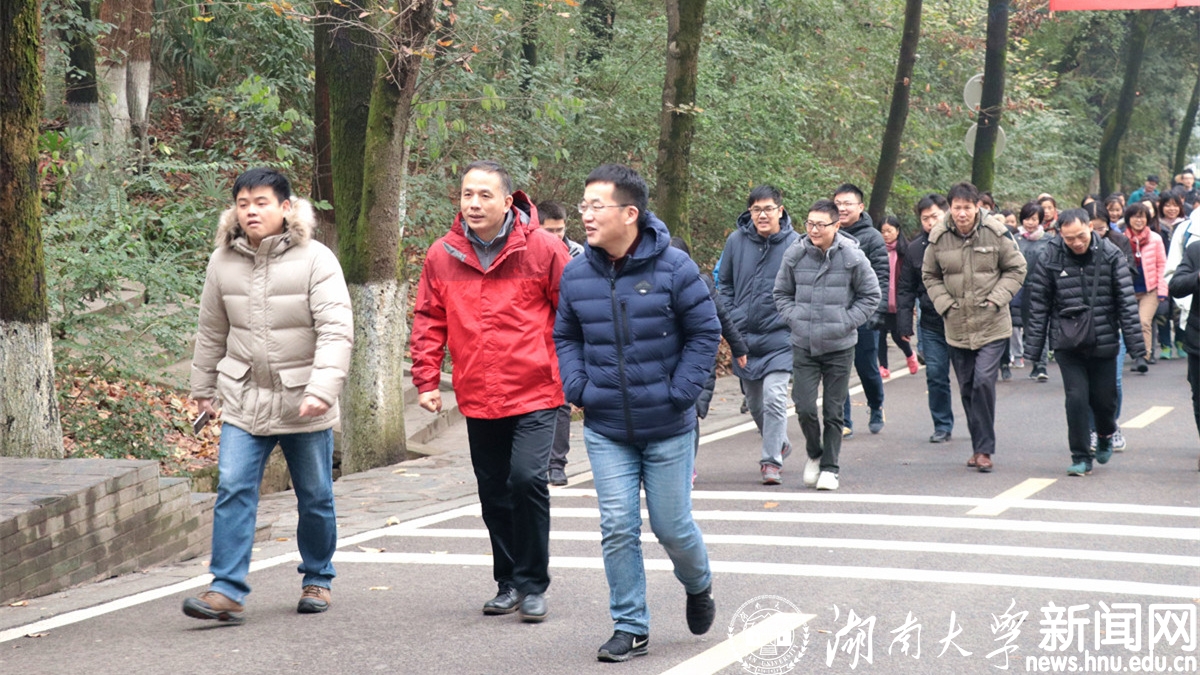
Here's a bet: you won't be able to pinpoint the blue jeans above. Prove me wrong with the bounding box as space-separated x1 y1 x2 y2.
584 426 711 635
209 424 336 603
919 325 955 434
843 326 884 428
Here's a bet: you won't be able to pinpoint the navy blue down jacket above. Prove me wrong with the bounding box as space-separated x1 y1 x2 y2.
554 214 721 443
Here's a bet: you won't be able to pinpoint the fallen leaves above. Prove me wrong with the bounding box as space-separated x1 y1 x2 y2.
385 516 401 526
358 546 385 553
763 502 779 509
9 601 29 607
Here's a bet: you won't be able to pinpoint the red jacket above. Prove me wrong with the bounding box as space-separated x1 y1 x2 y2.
411 192 568 419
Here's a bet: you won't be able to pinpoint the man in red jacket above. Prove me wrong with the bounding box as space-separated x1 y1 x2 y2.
411 160 569 623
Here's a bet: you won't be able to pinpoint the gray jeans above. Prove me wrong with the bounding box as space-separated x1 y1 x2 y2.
742 371 792 468
792 346 855 474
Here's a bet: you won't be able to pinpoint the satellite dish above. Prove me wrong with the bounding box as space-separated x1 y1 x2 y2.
964 123 1007 158
963 74 984 110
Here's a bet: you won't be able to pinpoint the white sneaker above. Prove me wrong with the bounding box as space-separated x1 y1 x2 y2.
816 471 839 491
803 457 821 487
1112 429 1126 452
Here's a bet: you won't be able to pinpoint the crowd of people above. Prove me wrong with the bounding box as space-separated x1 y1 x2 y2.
179 163 1200 664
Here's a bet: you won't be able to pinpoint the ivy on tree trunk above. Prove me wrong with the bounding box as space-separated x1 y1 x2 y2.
1 0 65 458
971 0 1007 194
1099 11 1155 199
869 0 922 225
654 0 707 244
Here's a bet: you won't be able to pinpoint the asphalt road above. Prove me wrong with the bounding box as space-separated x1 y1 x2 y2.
2 357 1197 675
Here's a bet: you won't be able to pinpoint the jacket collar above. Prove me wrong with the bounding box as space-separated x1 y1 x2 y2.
216 198 315 254
443 190 538 272
584 212 671 275
735 209 795 244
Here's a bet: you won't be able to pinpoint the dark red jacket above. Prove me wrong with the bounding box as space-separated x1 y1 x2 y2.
411 192 568 419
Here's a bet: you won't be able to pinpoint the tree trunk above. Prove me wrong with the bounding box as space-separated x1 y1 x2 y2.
0 0 66 458
971 0 1007 193
580 0 616 63
868 0 922 225
519 0 538 92
1099 11 1155 199
339 0 437 474
97 0 131 148
311 3 338 250
126 0 152 167
66 0 103 173
1172 59 1199 176
653 0 707 244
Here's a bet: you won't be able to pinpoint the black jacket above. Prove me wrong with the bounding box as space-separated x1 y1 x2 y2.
896 231 941 336
696 275 748 419
1167 239 1200 357
840 212 889 322
1023 232 1145 361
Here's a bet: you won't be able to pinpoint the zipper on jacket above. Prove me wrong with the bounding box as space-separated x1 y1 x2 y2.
610 276 636 442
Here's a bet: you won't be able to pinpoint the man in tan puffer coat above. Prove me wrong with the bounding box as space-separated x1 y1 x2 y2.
183 168 353 624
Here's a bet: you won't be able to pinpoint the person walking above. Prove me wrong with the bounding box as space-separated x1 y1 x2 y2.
1022 209 1147 476
1167 238 1200 467
773 199 881 491
832 184 889 436
717 185 800 485
554 164 721 662
1015 201 1052 382
1086 201 1135 451
923 182 1027 472
538 200 584 487
1154 191 1188 359
898 194 955 443
411 161 569 623
1125 201 1168 362
877 216 918 378
183 168 353 623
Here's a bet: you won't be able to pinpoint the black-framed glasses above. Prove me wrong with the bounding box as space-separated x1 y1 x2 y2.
578 202 632 214
749 205 779 217
805 220 835 231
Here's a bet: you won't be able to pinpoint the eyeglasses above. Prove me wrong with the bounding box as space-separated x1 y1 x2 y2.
805 220 835 231
749 206 779 217
833 200 860 209
578 202 632 214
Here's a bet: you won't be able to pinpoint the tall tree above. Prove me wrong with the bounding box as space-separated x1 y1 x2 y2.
868 0 923 224
337 0 437 473
1099 10 1156 198
1 0 66 458
580 0 615 63
97 0 131 147
65 1 101 146
654 0 707 242
126 0 152 164
1175 67 1200 176
520 0 538 92
971 0 1008 193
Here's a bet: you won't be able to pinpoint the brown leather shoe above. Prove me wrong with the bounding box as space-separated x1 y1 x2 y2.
298 585 331 614
182 590 244 623
967 453 979 468
976 454 993 472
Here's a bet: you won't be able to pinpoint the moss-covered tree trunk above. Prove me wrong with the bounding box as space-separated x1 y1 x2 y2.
654 0 707 243
126 0 152 167
1 0 66 458
1099 11 1155 199
66 1 101 151
971 0 1007 194
339 0 437 474
311 2 338 250
97 0 131 148
868 0 922 225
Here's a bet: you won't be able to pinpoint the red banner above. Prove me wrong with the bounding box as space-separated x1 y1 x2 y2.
1049 0 1199 8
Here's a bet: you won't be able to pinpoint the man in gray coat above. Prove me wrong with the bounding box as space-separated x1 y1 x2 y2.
774 199 881 491
718 185 800 485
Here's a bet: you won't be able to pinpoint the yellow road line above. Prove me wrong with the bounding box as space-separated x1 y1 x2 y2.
967 478 1057 516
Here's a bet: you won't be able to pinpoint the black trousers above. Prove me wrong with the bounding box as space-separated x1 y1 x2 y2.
550 404 572 470
1189 352 1200 441
948 339 1006 456
1055 350 1118 463
877 313 913 368
465 408 556 595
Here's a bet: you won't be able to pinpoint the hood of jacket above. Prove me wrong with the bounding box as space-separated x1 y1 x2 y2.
583 211 671 274
216 198 315 250
734 209 796 245
840 212 875 239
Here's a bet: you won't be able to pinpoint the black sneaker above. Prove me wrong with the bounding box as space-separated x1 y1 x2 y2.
685 584 716 635
597 630 649 662
548 467 568 487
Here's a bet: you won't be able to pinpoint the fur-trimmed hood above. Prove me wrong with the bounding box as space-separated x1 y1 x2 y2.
215 197 315 249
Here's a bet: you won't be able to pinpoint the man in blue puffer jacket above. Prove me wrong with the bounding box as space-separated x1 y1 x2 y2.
554 164 721 663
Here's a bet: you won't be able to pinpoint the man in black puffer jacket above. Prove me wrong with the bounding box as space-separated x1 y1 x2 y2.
1023 209 1147 477
1167 237 1200 461
833 184 889 436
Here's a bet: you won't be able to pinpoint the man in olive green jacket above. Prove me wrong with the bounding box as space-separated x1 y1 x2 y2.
923 182 1026 473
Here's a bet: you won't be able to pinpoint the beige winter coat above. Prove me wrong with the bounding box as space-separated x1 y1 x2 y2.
189 199 353 436
922 211 1027 350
